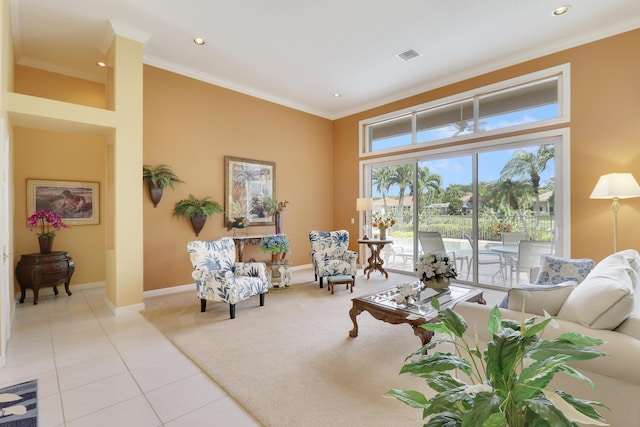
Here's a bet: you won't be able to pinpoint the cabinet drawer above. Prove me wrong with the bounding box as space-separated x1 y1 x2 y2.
43 261 69 273
44 271 69 283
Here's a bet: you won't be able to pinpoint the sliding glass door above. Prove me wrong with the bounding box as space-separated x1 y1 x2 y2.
365 135 561 288
369 162 415 273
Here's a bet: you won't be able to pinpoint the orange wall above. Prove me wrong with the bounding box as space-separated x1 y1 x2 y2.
142 66 334 290
12 128 107 285
13 67 107 287
14 65 105 108
334 29 640 263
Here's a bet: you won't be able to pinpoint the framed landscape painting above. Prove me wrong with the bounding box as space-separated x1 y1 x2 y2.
224 156 275 226
27 179 100 225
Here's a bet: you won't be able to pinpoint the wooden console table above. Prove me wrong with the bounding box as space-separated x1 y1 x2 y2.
358 238 393 279
232 234 288 262
15 251 74 305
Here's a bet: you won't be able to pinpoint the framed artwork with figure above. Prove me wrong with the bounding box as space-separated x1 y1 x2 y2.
224 156 275 227
27 179 100 225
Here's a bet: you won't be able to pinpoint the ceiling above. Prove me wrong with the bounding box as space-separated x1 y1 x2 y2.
10 0 640 119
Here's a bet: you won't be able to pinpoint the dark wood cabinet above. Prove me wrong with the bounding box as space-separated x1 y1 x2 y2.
15 251 74 305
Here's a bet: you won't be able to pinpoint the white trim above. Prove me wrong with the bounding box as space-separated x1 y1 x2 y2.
104 299 145 316
144 283 195 298
70 281 105 291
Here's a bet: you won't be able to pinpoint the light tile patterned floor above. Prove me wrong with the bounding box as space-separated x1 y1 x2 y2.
1 286 260 427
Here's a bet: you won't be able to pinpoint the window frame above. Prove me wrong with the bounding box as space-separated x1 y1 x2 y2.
359 64 570 158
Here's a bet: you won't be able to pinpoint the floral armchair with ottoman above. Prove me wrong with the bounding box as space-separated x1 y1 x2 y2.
309 230 357 288
453 249 640 427
188 237 269 319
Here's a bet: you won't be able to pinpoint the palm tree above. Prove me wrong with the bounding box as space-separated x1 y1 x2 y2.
500 144 554 224
415 165 442 206
371 166 393 212
389 164 414 225
488 178 531 210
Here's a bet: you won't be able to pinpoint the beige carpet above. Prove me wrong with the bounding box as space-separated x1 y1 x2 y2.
142 269 505 427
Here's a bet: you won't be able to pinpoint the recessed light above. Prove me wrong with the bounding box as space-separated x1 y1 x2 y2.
552 5 570 16
96 61 106 68
333 93 341 98
194 37 205 45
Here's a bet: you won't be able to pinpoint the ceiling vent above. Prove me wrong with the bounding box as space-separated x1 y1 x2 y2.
397 48 421 62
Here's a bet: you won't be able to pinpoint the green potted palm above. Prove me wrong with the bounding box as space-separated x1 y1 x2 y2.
143 164 184 207
388 301 609 426
172 195 223 236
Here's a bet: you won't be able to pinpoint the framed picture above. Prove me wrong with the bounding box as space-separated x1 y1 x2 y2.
224 156 275 226
27 179 100 225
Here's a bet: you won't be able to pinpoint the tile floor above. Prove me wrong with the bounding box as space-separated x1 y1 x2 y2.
0 286 260 426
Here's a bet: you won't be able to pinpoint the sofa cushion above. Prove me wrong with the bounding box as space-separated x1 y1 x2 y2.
615 314 640 340
558 257 635 329
533 255 594 286
500 282 575 316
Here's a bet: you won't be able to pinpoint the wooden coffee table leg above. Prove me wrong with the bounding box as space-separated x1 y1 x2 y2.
349 305 363 338
412 324 434 346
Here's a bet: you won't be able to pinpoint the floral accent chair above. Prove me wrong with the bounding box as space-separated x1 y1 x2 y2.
309 230 357 288
187 237 269 319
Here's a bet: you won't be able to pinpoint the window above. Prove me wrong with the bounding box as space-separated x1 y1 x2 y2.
367 114 412 152
362 65 568 156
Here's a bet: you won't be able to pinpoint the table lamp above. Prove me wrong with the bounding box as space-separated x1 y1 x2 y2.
590 172 640 252
356 197 373 239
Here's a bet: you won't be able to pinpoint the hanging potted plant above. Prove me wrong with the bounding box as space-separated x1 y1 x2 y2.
172 195 223 236
143 164 184 207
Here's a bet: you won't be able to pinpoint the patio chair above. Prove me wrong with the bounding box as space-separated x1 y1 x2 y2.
418 231 465 273
465 233 505 284
508 240 554 286
187 237 269 319
501 232 527 246
499 232 527 277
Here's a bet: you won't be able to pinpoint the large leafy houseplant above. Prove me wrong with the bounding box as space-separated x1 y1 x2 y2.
388 301 609 426
172 195 223 236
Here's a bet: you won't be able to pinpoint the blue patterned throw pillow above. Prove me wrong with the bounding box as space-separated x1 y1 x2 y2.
533 255 594 286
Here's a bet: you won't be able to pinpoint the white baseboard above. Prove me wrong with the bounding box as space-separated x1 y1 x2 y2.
70 281 106 291
104 298 145 316
144 283 195 298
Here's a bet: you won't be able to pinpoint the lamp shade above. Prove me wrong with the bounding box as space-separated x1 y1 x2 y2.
590 173 640 199
356 197 373 211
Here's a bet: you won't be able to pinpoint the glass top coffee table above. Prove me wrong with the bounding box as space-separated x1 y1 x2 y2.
348 282 486 346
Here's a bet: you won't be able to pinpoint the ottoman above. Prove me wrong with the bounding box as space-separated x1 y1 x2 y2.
327 275 354 294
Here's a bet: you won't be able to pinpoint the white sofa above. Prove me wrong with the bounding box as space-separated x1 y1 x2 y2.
453 249 640 427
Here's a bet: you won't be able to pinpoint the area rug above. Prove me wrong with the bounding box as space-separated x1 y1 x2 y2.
0 380 37 427
142 270 504 427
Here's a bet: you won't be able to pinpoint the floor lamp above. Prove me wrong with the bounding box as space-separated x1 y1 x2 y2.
356 197 372 239
590 173 640 252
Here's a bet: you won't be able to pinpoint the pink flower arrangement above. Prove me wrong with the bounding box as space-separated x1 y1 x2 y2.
27 210 69 238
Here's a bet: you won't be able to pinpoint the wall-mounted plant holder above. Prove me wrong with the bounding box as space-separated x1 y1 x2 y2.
143 164 184 207
173 195 223 236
